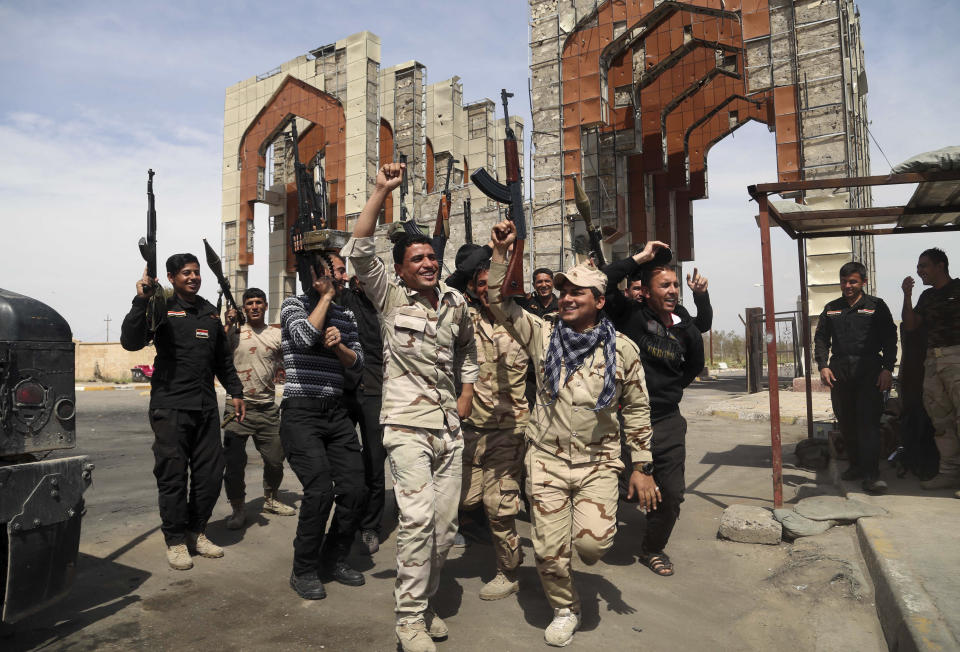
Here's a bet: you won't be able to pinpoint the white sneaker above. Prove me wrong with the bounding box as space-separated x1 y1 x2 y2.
544 607 580 647
166 543 193 570
187 532 224 558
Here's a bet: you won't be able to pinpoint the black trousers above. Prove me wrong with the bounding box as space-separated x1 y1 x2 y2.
830 363 884 480
619 411 687 554
149 407 225 545
345 390 386 535
280 398 366 576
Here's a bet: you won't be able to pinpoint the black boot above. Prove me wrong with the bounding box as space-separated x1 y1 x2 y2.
326 559 365 587
290 571 326 600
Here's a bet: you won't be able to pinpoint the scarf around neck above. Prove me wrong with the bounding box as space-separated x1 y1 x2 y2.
543 316 618 411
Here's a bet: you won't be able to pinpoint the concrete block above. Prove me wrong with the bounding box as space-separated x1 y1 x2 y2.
718 504 782 545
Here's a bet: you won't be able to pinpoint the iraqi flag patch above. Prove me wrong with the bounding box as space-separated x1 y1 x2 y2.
858 309 875 315
196 329 209 339
826 310 842 316
168 310 186 317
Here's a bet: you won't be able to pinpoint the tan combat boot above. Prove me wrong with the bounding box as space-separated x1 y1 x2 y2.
423 608 448 639
395 618 436 652
166 543 193 570
479 569 519 601
226 500 246 530
187 532 224 558
263 490 297 516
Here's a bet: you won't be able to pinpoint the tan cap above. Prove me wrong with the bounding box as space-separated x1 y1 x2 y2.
554 260 607 294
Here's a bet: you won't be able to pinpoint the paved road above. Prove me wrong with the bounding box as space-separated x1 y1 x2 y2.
2 379 887 651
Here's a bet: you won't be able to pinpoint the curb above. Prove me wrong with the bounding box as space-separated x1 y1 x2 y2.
76 384 151 392
701 408 809 426
828 455 957 650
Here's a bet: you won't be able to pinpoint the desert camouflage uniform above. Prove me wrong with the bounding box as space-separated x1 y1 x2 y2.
340 235 478 623
487 260 652 612
461 306 530 573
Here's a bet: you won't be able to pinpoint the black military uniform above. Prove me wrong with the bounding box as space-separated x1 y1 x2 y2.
516 292 560 318
814 293 897 482
121 293 244 545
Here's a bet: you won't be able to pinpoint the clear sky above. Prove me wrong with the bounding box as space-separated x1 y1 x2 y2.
1 1 957 341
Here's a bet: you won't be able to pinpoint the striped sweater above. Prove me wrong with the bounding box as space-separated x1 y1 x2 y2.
280 294 363 399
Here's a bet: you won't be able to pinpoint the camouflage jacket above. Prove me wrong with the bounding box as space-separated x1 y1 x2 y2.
340 236 478 430
487 260 653 464
464 305 530 431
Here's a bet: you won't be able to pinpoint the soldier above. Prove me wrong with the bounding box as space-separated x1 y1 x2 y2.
221 288 296 530
121 254 245 571
460 258 529 600
279 254 366 600
902 248 960 494
487 221 656 648
341 162 478 652
516 267 559 318
602 243 704 578
814 261 897 493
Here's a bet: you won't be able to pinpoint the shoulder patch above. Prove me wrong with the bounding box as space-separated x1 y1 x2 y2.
167 310 186 318
825 310 843 316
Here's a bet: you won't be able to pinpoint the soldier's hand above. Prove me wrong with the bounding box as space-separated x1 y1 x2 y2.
901 276 914 295
876 369 893 392
323 326 342 349
820 367 836 388
457 393 473 420
627 470 661 512
377 162 405 193
136 266 156 299
686 267 708 294
491 220 516 250
233 397 246 423
225 308 238 325
633 240 669 265
311 271 335 300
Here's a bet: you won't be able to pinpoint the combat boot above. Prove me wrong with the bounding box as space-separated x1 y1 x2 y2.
226 500 246 530
187 532 224 558
166 543 193 570
423 608 448 639
396 618 436 652
479 569 519 601
263 490 297 516
544 607 580 647
920 473 960 490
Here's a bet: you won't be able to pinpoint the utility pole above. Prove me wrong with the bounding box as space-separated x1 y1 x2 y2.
104 314 112 342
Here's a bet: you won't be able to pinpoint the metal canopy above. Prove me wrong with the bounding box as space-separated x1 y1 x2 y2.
746 170 960 508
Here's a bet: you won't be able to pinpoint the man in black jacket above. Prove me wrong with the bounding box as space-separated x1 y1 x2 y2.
121 253 246 571
815 261 897 493
604 242 704 577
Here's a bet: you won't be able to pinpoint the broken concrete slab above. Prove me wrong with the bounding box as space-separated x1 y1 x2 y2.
719 504 782 545
794 495 887 522
774 508 836 539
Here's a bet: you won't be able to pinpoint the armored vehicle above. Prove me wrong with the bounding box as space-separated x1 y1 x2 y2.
0 288 93 623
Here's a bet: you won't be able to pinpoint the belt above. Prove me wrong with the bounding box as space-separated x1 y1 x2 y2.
930 344 960 357
280 396 344 411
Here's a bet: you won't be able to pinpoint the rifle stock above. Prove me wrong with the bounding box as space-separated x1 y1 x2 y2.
203 238 244 325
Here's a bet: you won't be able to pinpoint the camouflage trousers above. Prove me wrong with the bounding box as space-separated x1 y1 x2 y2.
526 444 622 611
923 346 960 474
460 424 525 572
384 422 463 623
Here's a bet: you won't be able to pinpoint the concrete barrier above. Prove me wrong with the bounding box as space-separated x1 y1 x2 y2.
75 342 155 382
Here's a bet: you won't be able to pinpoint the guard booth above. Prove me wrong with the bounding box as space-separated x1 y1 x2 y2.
0 288 94 623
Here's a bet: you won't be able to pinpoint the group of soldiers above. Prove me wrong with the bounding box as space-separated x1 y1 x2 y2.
120 160 957 650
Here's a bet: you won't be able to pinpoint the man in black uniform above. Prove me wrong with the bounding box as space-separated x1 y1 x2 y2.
516 267 560 318
121 254 245 571
815 261 897 493
603 241 704 577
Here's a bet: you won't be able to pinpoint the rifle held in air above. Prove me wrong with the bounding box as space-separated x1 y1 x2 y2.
288 119 328 292
139 169 166 335
397 153 427 238
203 238 244 326
573 176 606 268
470 89 527 298
430 156 458 266
463 197 473 245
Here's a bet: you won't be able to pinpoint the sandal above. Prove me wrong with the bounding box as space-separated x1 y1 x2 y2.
639 552 674 576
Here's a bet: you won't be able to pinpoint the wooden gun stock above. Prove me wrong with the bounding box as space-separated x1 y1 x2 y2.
503 237 525 299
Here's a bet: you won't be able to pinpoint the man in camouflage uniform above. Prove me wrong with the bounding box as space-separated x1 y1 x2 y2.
487 221 657 648
902 247 960 495
341 162 478 652
460 259 529 600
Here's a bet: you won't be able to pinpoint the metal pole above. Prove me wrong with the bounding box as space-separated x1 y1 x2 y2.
798 237 814 439
710 329 714 367
758 195 783 508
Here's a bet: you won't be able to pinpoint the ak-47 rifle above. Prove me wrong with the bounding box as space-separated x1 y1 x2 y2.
288 119 328 292
139 169 166 336
463 197 473 245
430 156 458 266
573 176 606 268
396 153 427 237
470 89 526 298
203 238 244 326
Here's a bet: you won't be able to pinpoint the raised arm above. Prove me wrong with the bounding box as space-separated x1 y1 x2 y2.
901 276 921 331
120 267 155 351
487 220 545 363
